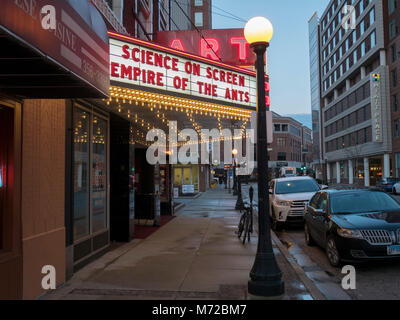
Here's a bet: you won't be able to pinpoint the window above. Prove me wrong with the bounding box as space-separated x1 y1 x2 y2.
282 124 288 132
195 12 203 27
390 20 396 39
361 42 366 57
195 0 203 5
394 94 399 112
392 44 397 62
277 138 286 147
370 8 375 25
395 119 400 138
360 20 365 35
353 50 357 64
274 124 281 132
392 68 398 87
371 31 376 47
277 152 287 161
389 0 396 14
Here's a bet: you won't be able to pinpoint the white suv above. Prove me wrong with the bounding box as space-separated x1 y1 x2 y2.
269 176 321 231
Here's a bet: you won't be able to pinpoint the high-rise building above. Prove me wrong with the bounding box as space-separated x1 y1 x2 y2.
308 12 323 180
93 0 192 40
317 0 391 187
385 0 400 177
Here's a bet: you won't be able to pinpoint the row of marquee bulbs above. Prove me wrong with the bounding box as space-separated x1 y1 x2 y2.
112 107 250 147
106 87 253 121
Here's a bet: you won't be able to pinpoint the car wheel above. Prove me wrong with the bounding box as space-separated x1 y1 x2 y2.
394 186 398 195
271 209 283 232
304 223 316 246
326 235 341 267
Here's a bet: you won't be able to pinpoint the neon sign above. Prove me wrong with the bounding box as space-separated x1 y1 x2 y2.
156 29 256 68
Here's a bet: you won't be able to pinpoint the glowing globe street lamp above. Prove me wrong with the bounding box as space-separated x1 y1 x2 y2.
244 17 284 298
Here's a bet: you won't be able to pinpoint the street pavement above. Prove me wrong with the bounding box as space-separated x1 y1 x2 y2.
241 181 400 300
43 185 314 300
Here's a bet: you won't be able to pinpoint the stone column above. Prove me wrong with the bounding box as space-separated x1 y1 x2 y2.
364 158 370 187
380 50 386 66
346 79 351 91
327 162 331 183
361 66 366 79
336 162 341 184
349 159 354 185
384 154 390 179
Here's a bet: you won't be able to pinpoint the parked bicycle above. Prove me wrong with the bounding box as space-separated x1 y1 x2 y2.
237 186 254 244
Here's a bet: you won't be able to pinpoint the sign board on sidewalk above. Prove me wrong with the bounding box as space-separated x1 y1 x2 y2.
173 187 179 198
182 185 195 194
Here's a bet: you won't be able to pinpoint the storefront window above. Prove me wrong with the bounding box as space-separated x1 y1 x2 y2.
92 116 107 233
173 165 199 192
355 158 364 180
73 108 90 240
73 107 109 240
0 106 14 250
370 158 383 185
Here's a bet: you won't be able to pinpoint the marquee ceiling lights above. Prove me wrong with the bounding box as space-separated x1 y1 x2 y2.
107 86 252 121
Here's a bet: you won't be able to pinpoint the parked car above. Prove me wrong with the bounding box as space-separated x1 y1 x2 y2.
392 182 400 195
376 178 400 193
269 176 321 231
304 189 400 267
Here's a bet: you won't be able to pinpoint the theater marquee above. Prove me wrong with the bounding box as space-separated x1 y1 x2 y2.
109 32 261 110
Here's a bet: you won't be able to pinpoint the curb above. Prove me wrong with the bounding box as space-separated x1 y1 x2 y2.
271 231 326 300
174 202 186 213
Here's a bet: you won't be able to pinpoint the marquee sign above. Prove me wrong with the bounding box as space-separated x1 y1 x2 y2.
109 32 261 110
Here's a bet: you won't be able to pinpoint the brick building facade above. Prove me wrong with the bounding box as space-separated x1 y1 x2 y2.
268 112 313 172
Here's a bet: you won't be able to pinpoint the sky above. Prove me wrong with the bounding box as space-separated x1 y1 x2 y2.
212 0 331 115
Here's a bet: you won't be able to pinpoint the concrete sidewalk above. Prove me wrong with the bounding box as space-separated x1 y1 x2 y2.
43 186 316 300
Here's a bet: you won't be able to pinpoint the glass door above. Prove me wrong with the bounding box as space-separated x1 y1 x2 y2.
92 115 107 233
73 105 109 243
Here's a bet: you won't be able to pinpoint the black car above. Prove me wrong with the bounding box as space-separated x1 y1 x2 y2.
304 189 400 267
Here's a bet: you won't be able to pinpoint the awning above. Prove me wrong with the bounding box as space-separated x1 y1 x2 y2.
0 0 110 99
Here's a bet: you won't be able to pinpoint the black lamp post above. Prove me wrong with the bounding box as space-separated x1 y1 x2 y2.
232 149 238 196
235 162 245 211
244 17 284 298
